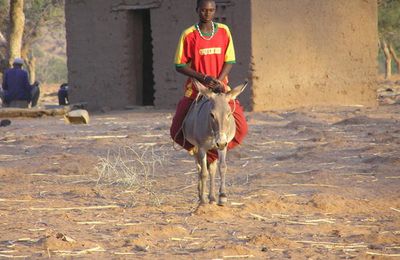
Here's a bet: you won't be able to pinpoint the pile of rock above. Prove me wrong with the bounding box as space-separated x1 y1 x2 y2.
377 80 400 105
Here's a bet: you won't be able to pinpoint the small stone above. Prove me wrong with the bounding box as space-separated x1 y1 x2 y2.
0 119 11 127
134 244 149 252
64 109 90 124
368 244 383 250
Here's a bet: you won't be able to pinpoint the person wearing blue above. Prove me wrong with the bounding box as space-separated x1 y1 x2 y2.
57 83 69 105
0 58 40 108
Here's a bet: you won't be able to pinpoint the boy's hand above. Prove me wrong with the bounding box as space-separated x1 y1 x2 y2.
203 76 222 91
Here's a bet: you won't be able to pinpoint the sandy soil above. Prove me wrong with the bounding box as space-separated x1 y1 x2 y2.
0 86 399 259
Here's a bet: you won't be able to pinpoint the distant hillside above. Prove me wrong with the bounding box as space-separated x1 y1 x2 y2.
33 13 67 84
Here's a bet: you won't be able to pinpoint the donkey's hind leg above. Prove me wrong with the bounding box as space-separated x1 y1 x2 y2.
208 160 217 204
196 149 208 204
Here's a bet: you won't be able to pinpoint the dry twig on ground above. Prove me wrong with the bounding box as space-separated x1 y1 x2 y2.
95 146 167 206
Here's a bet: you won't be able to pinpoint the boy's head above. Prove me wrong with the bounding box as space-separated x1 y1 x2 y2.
196 0 215 11
196 0 216 22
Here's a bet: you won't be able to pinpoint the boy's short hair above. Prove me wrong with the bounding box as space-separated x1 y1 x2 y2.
196 0 215 9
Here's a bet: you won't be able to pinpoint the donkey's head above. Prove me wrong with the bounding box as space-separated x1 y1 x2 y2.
193 80 247 150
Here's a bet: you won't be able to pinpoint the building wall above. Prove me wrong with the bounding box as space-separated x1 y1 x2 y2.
65 0 377 111
65 0 145 110
65 0 251 110
250 0 378 111
150 0 197 109
151 0 251 109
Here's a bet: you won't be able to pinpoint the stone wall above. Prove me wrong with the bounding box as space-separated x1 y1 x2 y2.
250 0 378 111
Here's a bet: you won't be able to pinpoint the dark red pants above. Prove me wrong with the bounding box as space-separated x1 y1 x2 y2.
170 96 248 163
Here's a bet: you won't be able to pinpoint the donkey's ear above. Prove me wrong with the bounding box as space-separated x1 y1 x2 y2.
228 80 248 100
193 79 214 98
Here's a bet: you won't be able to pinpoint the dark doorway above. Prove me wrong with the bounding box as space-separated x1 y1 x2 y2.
129 9 154 106
141 10 154 105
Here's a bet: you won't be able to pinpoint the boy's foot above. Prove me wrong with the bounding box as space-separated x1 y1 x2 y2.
188 146 198 156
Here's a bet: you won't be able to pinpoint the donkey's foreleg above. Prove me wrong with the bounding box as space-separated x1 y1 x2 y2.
196 149 208 204
218 149 228 206
208 160 217 204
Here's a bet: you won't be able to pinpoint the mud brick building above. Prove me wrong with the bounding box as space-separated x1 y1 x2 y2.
65 0 377 111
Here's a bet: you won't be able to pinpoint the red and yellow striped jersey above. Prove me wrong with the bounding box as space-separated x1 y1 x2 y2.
174 22 236 99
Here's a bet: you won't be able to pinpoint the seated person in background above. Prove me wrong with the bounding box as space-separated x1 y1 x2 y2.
58 83 69 105
0 58 40 108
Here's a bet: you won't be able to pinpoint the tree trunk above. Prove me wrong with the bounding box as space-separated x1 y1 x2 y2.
0 30 7 74
389 43 400 74
26 55 36 84
8 0 25 67
22 47 36 84
0 31 6 48
381 39 392 79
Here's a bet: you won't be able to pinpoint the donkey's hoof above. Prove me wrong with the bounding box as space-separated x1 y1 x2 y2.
218 194 227 206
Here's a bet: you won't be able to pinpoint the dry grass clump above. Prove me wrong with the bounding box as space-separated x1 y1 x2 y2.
95 146 166 205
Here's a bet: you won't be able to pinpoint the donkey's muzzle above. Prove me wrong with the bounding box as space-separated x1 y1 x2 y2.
216 133 228 150
216 142 227 150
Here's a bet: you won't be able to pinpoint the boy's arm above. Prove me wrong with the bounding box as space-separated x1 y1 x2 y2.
176 65 208 85
176 65 222 89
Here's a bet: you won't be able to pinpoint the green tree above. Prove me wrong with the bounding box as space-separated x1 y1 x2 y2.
22 0 64 83
0 0 64 83
0 0 9 33
379 0 400 79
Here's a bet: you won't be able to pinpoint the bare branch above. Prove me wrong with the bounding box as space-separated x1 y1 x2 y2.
0 31 6 47
22 3 54 49
389 42 400 74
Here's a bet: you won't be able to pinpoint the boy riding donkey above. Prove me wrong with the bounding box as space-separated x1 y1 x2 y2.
171 0 248 205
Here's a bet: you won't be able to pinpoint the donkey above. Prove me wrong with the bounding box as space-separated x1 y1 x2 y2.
183 79 247 206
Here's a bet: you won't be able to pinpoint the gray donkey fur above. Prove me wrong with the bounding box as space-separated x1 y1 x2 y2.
183 79 247 205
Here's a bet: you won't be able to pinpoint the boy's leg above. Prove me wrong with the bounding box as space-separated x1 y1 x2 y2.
170 97 195 151
207 150 218 164
227 100 248 150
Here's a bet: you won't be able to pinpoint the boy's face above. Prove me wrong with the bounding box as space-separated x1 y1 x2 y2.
197 1 216 23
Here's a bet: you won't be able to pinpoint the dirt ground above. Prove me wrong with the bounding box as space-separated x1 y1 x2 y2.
0 85 399 259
